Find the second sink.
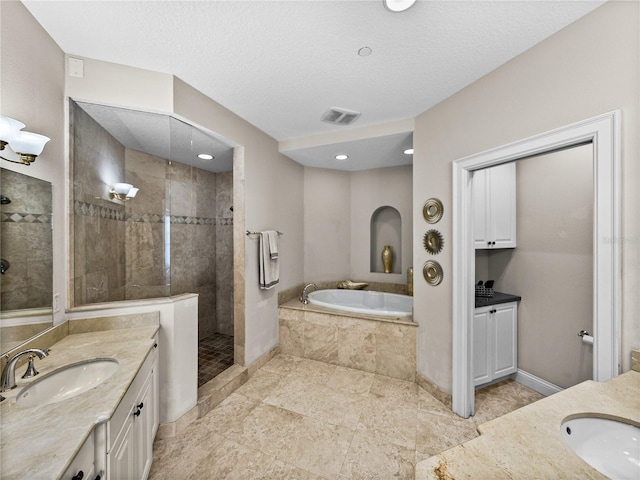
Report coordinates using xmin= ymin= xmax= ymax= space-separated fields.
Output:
xmin=17 ymin=358 xmax=119 ymax=408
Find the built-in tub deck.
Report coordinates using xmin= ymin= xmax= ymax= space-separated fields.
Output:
xmin=278 ymin=297 xmax=416 ymax=381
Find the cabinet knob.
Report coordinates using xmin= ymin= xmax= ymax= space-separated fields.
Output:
xmin=134 ymin=409 xmax=141 ymax=417
xmin=154 ymin=342 xmax=158 ymax=349
xmin=72 ymin=471 xmax=84 ymax=480
xmin=137 ymin=402 xmax=144 ymax=410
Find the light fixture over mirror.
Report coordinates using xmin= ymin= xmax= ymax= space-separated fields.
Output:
xmin=109 ymin=182 xmax=139 ymax=201
xmin=0 ymin=116 xmax=50 ymax=166
xmin=383 ymin=0 xmax=417 ymax=13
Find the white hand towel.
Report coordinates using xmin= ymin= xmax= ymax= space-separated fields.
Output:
xmin=259 ymin=231 xmax=279 ymax=290
xmin=267 ymin=230 xmax=279 ymax=260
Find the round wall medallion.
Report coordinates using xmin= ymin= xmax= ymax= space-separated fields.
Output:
xmin=423 ymin=260 xmax=443 ymax=286
xmin=423 ymin=198 xmax=444 ymax=224
xmin=423 ymin=229 xmax=444 ymax=255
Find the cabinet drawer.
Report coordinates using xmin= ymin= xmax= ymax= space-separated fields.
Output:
xmin=108 ymin=345 xmax=157 ymax=451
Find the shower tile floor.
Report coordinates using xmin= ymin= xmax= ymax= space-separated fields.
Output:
xmin=150 ymin=354 xmax=543 ymax=480
xmin=198 ymin=333 xmax=235 ymax=387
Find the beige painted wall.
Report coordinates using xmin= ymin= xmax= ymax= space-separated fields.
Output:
xmin=413 ymin=1 xmax=639 ymax=393
xmin=303 ymin=167 xmax=351 ymax=282
xmin=487 ymin=145 xmax=593 ymax=389
xmin=0 ymin=1 xmax=65 ymax=325
xmin=350 ymin=165 xmax=413 ymax=283
xmin=302 ymin=165 xmax=413 ymax=285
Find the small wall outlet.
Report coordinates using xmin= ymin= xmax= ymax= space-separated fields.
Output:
xmin=53 ymin=293 xmax=60 ymax=313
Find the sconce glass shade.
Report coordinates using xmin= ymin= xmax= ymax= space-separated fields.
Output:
xmin=0 ymin=116 xmax=26 ymax=145
xmin=8 ymin=131 xmax=50 ymax=156
xmin=383 ymin=0 xmax=416 ymax=12
xmin=110 ymin=183 xmax=139 ymax=201
xmin=112 ymin=183 xmax=133 ymax=195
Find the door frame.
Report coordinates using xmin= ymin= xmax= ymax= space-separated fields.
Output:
xmin=451 ymin=111 xmax=621 ymax=418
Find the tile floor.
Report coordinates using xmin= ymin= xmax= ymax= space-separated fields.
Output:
xmin=150 ymin=354 xmax=543 ymax=479
xmin=198 ymin=333 xmax=235 ymax=387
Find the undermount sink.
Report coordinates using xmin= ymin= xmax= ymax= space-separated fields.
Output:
xmin=16 ymin=358 xmax=119 ymax=408
xmin=561 ymin=416 xmax=640 ymax=479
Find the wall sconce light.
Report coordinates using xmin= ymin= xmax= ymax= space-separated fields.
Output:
xmin=109 ymin=183 xmax=139 ymax=201
xmin=383 ymin=0 xmax=416 ymax=12
xmin=0 ymin=116 xmax=50 ymax=166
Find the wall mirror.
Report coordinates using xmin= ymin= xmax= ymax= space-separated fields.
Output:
xmin=0 ymin=167 xmax=53 ymax=354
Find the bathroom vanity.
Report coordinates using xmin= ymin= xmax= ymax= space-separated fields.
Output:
xmin=415 ymin=366 xmax=640 ymax=479
xmin=0 ymin=324 xmax=159 ymax=479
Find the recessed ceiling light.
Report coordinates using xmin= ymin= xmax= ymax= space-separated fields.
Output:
xmin=358 ymin=46 xmax=372 ymax=57
xmin=198 ymin=153 xmax=214 ymax=160
xmin=404 ymin=148 xmax=414 ymax=155
xmin=383 ymin=0 xmax=416 ymax=13
xmin=335 ymin=154 xmax=349 ymax=160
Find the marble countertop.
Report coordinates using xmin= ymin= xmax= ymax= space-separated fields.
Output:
xmin=416 ymin=370 xmax=640 ymax=479
xmin=0 ymin=325 xmax=159 ymax=479
xmin=475 ymin=291 xmax=522 ymax=308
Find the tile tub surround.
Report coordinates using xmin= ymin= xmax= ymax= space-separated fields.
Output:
xmin=148 ymin=354 xmax=543 ymax=480
xmin=415 ymin=370 xmax=640 ymax=479
xmin=279 ymin=300 xmax=416 ymax=381
xmin=0 ymin=325 xmax=159 ymax=479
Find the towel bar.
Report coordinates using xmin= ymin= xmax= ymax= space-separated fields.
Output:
xmin=246 ymin=230 xmax=284 ymax=236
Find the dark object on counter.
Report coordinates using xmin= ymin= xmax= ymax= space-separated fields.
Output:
xmin=0 ymin=195 xmax=11 ymax=205
xmin=0 ymin=258 xmax=9 ymax=274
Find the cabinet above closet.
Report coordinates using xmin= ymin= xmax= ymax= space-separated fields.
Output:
xmin=473 ymin=162 xmax=517 ymax=249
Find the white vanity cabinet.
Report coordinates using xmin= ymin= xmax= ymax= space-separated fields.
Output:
xmin=62 ymin=430 xmax=97 ymax=480
xmin=473 ymin=302 xmax=518 ymax=386
xmin=107 ymin=340 xmax=159 ymax=480
xmin=473 ymin=162 xmax=517 ymax=249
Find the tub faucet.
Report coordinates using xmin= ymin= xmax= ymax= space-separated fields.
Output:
xmin=1 ymin=348 xmax=49 ymax=392
xmin=299 ymin=283 xmax=318 ymax=304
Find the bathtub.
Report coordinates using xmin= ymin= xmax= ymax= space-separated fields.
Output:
xmin=307 ymin=289 xmax=412 ymax=318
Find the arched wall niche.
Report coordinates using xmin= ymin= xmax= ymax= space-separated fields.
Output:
xmin=370 ymin=206 xmax=402 ymax=274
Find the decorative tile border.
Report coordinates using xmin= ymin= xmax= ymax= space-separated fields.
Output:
xmin=1 ymin=212 xmax=52 ymax=223
xmin=74 ymin=200 xmax=125 ymax=221
xmin=73 ymin=200 xmax=232 ymax=226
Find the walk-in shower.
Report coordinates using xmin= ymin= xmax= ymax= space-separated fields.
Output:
xmin=70 ymin=100 xmax=235 ymax=386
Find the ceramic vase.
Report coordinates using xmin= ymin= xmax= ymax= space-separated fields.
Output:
xmin=382 ymin=245 xmax=393 ymax=273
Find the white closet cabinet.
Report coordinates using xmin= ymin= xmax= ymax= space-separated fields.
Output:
xmin=473 ymin=162 xmax=517 ymax=249
xmin=473 ymin=302 xmax=518 ymax=387
xmin=108 ymin=340 xmax=158 ymax=480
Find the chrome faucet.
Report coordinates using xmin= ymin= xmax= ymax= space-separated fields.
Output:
xmin=299 ymin=283 xmax=318 ymax=304
xmin=1 ymin=348 xmax=49 ymax=392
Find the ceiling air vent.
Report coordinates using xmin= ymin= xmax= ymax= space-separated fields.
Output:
xmin=320 ymin=107 xmax=361 ymax=126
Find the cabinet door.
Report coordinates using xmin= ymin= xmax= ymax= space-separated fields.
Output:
xmin=489 ymin=163 xmax=517 ymax=248
xmin=109 ymin=418 xmax=135 ymax=480
xmin=473 ymin=308 xmax=492 ymax=386
xmin=62 ymin=431 xmax=95 ymax=480
xmin=135 ymin=372 xmax=154 ymax=480
xmin=493 ymin=303 xmax=518 ymax=378
xmin=473 ymin=169 xmax=490 ymax=248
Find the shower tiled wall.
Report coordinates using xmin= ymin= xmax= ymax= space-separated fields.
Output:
xmin=0 ymin=169 xmax=53 ymax=310
xmin=72 ymin=103 xmax=234 ymax=340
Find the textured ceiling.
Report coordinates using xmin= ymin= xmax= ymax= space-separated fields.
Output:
xmin=24 ymin=0 xmax=605 ymax=170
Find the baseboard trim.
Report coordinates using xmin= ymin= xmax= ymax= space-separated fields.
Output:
xmin=514 ymin=369 xmax=563 ymax=397
xmin=415 ymin=372 xmax=452 ymax=408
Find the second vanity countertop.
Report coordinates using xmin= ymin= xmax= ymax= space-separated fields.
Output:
xmin=475 ymin=291 xmax=521 ymax=308
xmin=0 ymin=325 xmax=159 ymax=479
xmin=415 ymin=370 xmax=640 ymax=479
